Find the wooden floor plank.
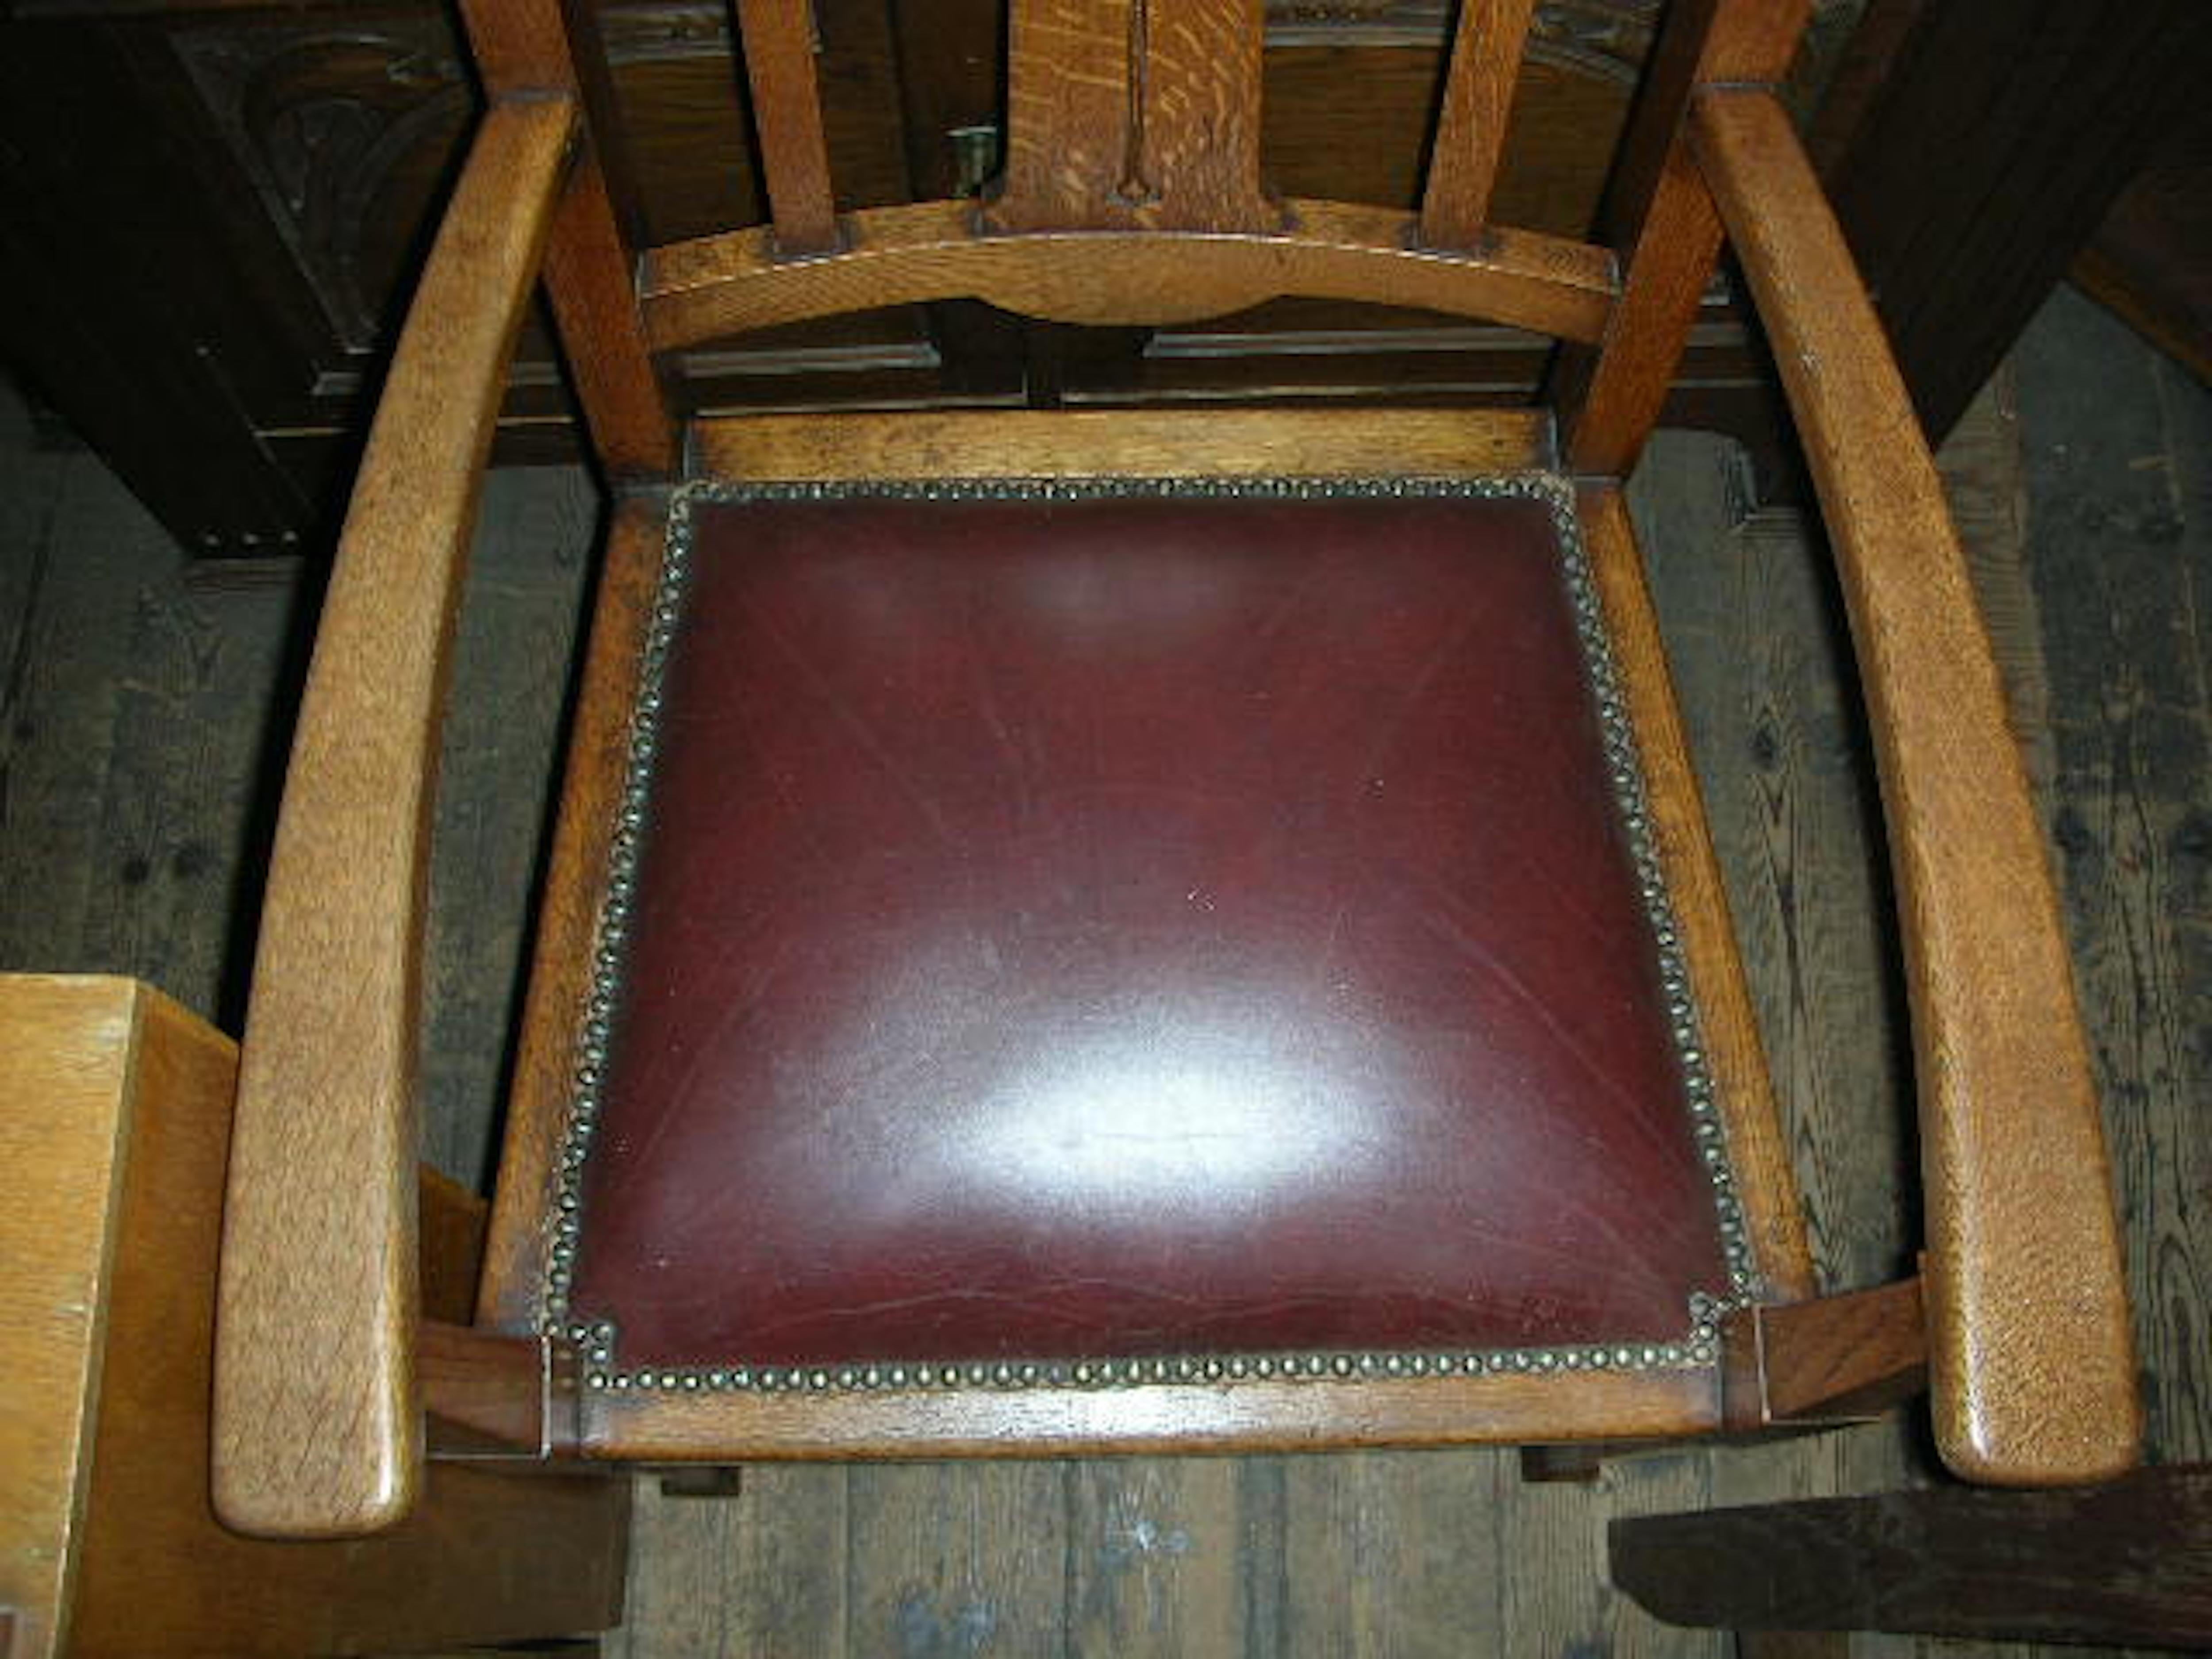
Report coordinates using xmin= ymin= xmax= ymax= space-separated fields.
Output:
xmin=0 ymin=399 xmax=293 ymax=1023
xmin=841 ymin=1461 xmax=1071 ymax=1658
xmin=1280 ymin=1448 xmax=1506 ymax=1657
xmin=1496 ymin=1462 xmax=1613 ymax=1657
xmin=1598 ymin=1449 xmax=1716 ymax=1659
xmin=1064 ymin=1457 xmax=1254 ymax=1657
xmin=421 ymin=467 xmax=596 ymax=1185
xmin=609 ymin=1466 xmax=851 ymax=1658
xmin=2016 ymin=287 xmax=2212 ymax=1470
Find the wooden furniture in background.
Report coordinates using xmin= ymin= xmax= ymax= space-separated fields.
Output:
xmin=2074 ymin=99 xmax=2212 ymax=389
xmin=15 ymin=0 xmax=2207 ymax=551
xmin=186 ymin=0 xmax=2143 ymax=1548
xmin=1611 ymin=1464 xmax=2212 ymax=1648
xmin=1810 ymin=0 xmax=2211 ymax=443
xmin=0 ymin=975 xmax=627 ymax=1656
xmin=0 ymin=0 xmax=1866 ymax=554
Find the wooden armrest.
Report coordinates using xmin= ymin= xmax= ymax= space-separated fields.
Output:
xmin=1688 ymin=88 xmax=2139 ymax=1485
xmin=211 ymin=94 xmax=578 ymax=1540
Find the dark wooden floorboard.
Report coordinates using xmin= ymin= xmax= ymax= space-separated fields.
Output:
xmin=2015 ymin=287 xmax=2212 ymax=1476
xmin=2 ymin=283 xmax=2205 ymax=1656
xmin=420 ymin=469 xmax=596 ymax=1186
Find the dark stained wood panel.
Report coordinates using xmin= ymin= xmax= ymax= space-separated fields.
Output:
xmin=1611 ymin=1465 xmax=2212 ymax=1647
xmin=1820 ymin=0 xmax=2210 ymax=442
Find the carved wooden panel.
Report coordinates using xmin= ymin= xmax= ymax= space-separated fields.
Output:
xmin=171 ymin=21 xmax=471 ymax=352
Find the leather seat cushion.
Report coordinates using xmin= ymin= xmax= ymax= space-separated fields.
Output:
xmin=565 ymin=486 xmax=1732 ymax=1371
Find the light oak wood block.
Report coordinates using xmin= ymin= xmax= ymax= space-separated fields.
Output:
xmin=1724 ymin=1279 xmax=1930 ymax=1429
xmin=1 ymin=976 xmax=143 ymax=1659
xmin=0 ymin=976 xmax=628 ymax=1658
xmin=582 ymin=1366 xmax=1720 ymax=1463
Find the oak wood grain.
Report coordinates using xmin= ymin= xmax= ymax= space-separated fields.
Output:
xmin=544 ymin=147 xmax=682 ymax=478
xmin=582 ymin=1366 xmax=1719 ymax=1462
xmin=211 ymin=95 xmax=578 ymax=1540
xmin=420 ymin=1321 xmax=549 ymax=1455
xmin=642 ymin=199 xmax=1617 ymax=345
xmin=690 ymin=406 xmax=1554 ymax=480
xmin=452 ymin=0 xmax=576 ymax=93
xmin=733 ymin=0 xmax=841 ymax=255
xmin=1418 ymin=0 xmax=1536 ymax=248
xmin=1691 ymin=86 xmax=2140 ymax=1485
xmin=0 ymin=977 xmax=629 ymax=1656
xmin=0 ymin=976 xmax=144 ymax=1659
xmin=1555 ymin=0 xmax=1811 ymax=477
xmin=418 ymin=1165 xmax=489 ymax=1326
xmin=992 ymin=0 xmax=1277 ymax=234
xmin=1723 ymin=1278 xmax=1928 ymax=1430
xmin=1580 ymin=482 xmax=1817 ymax=1302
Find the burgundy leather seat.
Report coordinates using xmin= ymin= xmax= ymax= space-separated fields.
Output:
xmin=560 ymin=483 xmax=1735 ymax=1382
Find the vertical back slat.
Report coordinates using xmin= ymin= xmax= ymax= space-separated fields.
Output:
xmin=734 ymin=0 xmax=843 ymax=256
xmin=1553 ymin=0 xmax=1811 ymax=477
xmin=1418 ymin=0 xmax=1536 ymax=248
xmin=455 ymin=0 xmax=680 ymax=475
xmin=994 ymin=0 xmax=1274 ymax=233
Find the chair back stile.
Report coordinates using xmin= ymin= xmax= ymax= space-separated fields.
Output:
xmin=457 ymin=0 xmax=680 ymax=476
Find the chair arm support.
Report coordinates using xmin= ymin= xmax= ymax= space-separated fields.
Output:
xmin=212 ymin=93 xmax=579 ymax=1540
xmin=1687 ymin=87 xmax=2139 ymax=1485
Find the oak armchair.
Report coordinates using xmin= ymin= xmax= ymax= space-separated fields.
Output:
xmin=208 ymin=0 xmax=2142 ymax=1541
